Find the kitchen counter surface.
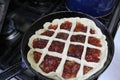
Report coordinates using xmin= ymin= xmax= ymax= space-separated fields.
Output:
xmin=98 ymin=24 xmax=120 ymax=80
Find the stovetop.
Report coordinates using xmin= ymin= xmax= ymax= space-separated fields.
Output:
xmin=0 ymin=0 xmax=120 ymax=80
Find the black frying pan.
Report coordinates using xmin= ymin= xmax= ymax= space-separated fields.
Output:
xmin=0 ymin=11 xmax=114 ymax=80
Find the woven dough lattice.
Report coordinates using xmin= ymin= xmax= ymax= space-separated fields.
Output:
xmin=27 ymin=17 xmax=108 ymax=80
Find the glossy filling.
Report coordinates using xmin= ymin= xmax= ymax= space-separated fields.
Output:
xmin=71 ymin=35 xmax=86 ymax=43
xmin=68 ymin=44 xmax=84 ymax=59
xmin=88 ymin=37 xmax=102 ymax=47
xmin=62 ymin=61 xmax=80 ymax=79
xmin=48 ymin=41 xmax=65 ymax=53
xmin=40 ymin=55 xmax=61 ymax=73
xmin=48 ymin=24 xmax=58 ymax=30
xmin=83 ymin=66 xmax=93 ymax=74
xmin=85 ymin=47 xmax=100 ymax=62
xmin=90 ymin=29 xmax=95 ymax=34
xmin=60 ymin=21 xmax=72 ymax=31
xmin=33 ymin=38 xmax=48 ymax=49
xmin=33 ymin=51 xmax=42 ymax=63
xmin=56 ymin=32 xmax=69 ymax=40
xmin=41 ymin=30 xmax=54 ymax=37
xmin=74 ymin=22 xmax=87 ymax=32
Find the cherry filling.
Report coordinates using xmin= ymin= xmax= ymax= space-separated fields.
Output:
xmin=41 ymin=30 xmax=54 ymax=37
xmin=60 ymin=21 xmax=72 ymax=31
xmin=85 ymin=47 xmax=100 ymax=62
xmin=88 ymin=37 xmax=102 ymax=47
xmin=33 ymin=38 xmax=48 ymax=49
xmin=62 ymin=61 xmax=80 ymax=79
xmin=40 ymin=55 xmax=61 ymax=73
xmin=68 ymin=44 xmax=84 ymax=59
xmin=33 ymin=51 xmax=42 ymax=63
xmin=71 ymin=35 xmax=86 ymax=43
xmin=48 ymin=24 xmax=58 ymax=30
xmin=74 ymin=22 xmax=87 ymax=32
xmin=48 ymin=41 xmax=65 ymax=53
xmin=90 ymin=29 xmax=95 ymax=34
xmin=83 ymin=66 xmax=93 ymax=74
xmin=56 ymin=32 xmax=69 ymax=40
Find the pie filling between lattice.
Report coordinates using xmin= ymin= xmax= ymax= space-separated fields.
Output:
xmin=27 ymin=17 xmax=108 ymax=80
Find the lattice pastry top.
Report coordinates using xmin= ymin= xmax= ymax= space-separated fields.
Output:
xmin=27 ymin=17 xmax=108 ymax=80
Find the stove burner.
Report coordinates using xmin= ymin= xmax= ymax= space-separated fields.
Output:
xmin=2 ymin=18 xmax=16 ymax=35
xmin=4 ymin=0 xmax=65 ymax=33
xmin=0 ymin=14 xmax=21 ymax=46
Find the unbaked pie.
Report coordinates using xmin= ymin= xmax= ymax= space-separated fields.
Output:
xmin=27 ymin=17 xmax=108 ymax=80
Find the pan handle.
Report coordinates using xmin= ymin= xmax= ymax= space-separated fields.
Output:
xmin=0 ymin=62 xmax=27 ymax=80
